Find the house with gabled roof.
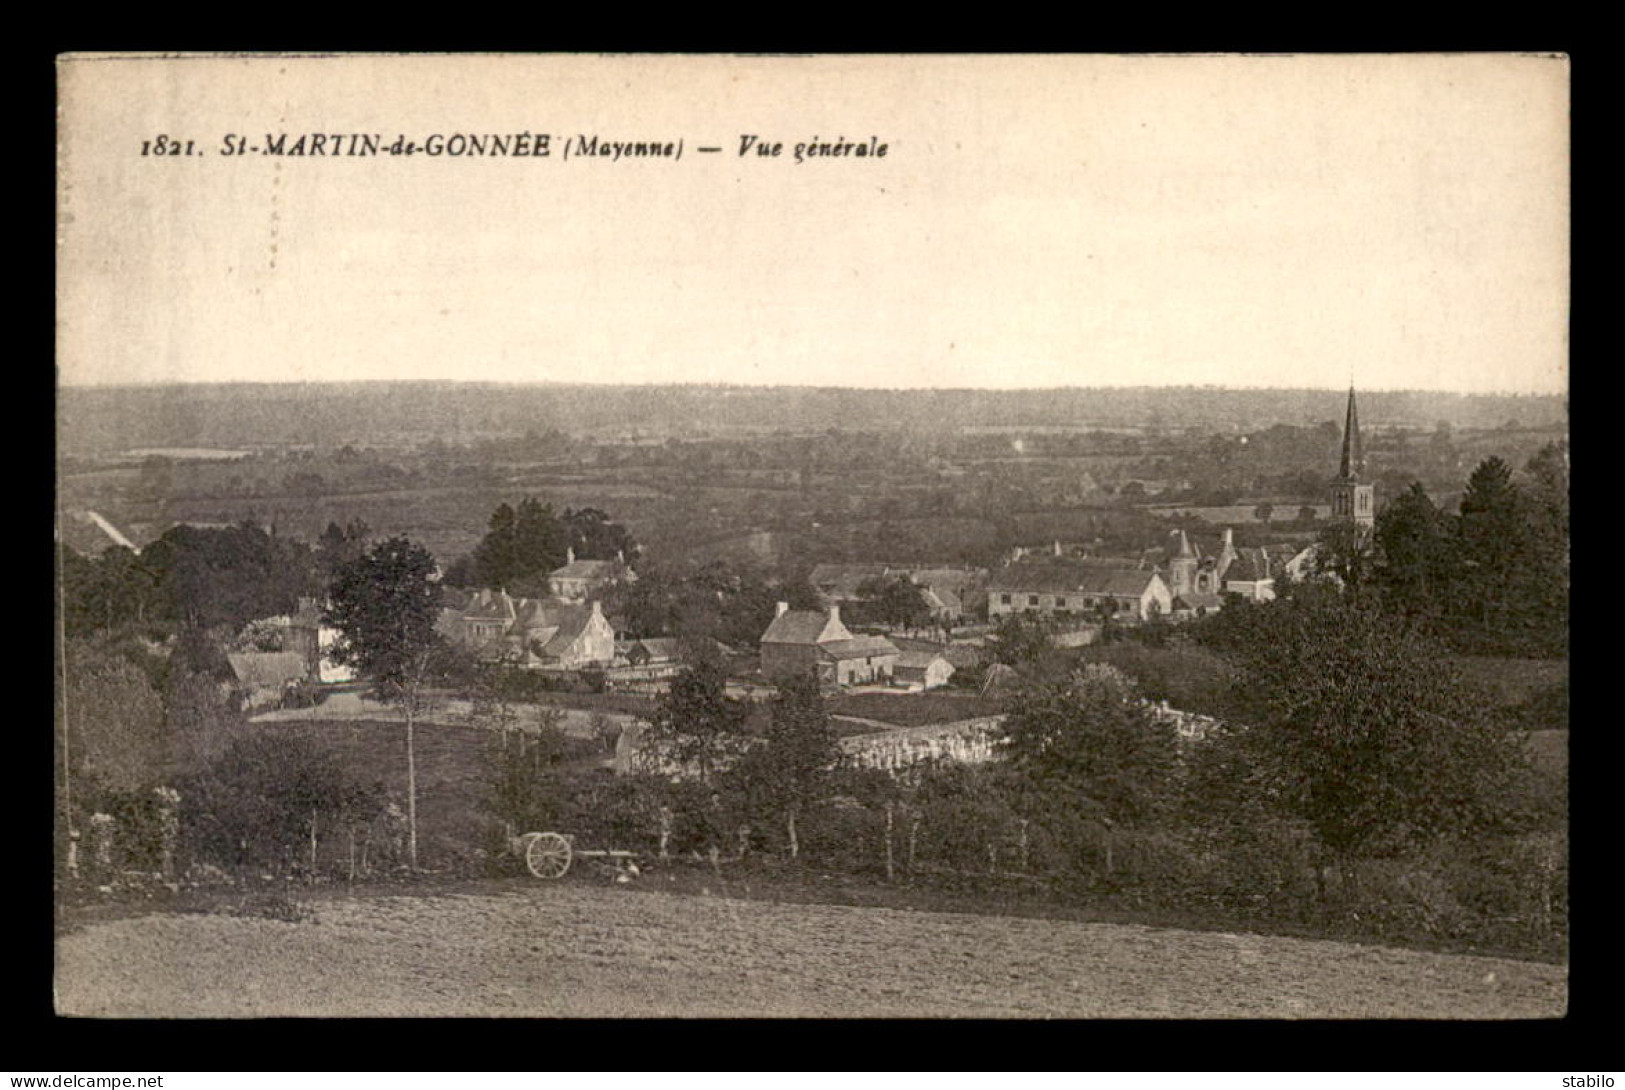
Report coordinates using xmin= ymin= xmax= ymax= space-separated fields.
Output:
xmin=1222 ymin=547 xmax=1276 ymax=602
xmin=807 ymin=562 xmax=987 ymax=624
xmin=894 ymin=649 xmax=955 ymax=691
xmin=226 ymin=651 xmax=309 ymax=709
xmin=449 ymin=588 xmax=615 ymax=668
xmin=760 ymin=602 xmax=900 ymax=686
xmin=548 ymin=547 xmax=635 ymax=602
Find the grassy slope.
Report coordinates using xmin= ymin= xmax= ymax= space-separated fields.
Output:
xmin=54 ymin=881 xmax=1567 ymax=1018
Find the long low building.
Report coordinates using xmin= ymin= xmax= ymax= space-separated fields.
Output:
xmin=987 ymin=561 xmax=1172 ymax=623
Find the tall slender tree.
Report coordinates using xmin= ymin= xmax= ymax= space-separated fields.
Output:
xmin=472 ymin=503 xmax=520 ymax=589
xmin=642 ymin=657 xmax=749 ymax=784
xmin=1373 ymin=481 xmax=1452 ymax=631
xmin=737 ymin=671 xmax=840 ymax=859
xmin=325 ymin=536 xmax=445 ymax=867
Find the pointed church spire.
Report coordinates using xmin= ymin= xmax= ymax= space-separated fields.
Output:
xmin=1331 ymin=384 xmax=1376 ymax=532
xmin=1175 ymin=529 xmax=1197 ymax=559
xmin=1338 ymin=385 xmax=1364 ymax=480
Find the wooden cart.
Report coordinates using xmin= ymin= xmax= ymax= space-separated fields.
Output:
xmin=515 ymin=831 xmax=640 ymax=881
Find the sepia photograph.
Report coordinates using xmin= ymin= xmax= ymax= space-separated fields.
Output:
xmin=53 ymin=52 xmax=1569 ymax=1020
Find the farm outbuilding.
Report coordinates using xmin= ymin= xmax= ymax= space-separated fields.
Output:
xmin=893 ymin=650 xmax=955 ymax=691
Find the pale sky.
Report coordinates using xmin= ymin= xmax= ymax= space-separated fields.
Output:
xmin=56 ymin=53 xmax=1569 ymax=395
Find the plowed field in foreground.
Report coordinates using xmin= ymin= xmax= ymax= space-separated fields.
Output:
xmin=55 ymin=884 xmax=1565 ymax=1018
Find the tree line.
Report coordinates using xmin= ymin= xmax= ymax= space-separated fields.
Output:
xmin=441 ymin=499 xmax=640 ymax=595
xmin=1342 ymin=442 xmax=1568 ymax=658
xmin=57 ymin=519 xmax=371 ymax=638
xmin=567 ymin=566 xmax=1565 ymax=955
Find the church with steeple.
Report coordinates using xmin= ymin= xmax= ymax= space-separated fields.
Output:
xmin=1329 ymin=385 xmax=1375 ymax=532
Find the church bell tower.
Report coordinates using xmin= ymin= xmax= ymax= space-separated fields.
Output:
xmin=1330 ymin=386 xmax=1375 ymax=532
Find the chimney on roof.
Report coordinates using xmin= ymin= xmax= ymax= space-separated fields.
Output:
xmin=566 ymin=546 xmax=575 ymax=565
xmin=775 ymin=601 xmax=789 ymax=618
xmin=616 ymin=549 xmax=625 ymax=565
xmin=1053 ymin=540 xmax=1062 ymax=557
xmin=1223 ymin=527 xmax=1234 ymax=549
xmin=829 ymin=604 xmax=841 ymax=625
xmin=590 ymin=600 xmax=602 ymax=617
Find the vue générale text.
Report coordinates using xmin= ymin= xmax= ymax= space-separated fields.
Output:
xmin=199 ymin=133 xmax=892 ymax=162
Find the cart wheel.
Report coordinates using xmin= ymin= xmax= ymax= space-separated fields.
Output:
xmin=526 ymin=832 xmax=572 ymax=880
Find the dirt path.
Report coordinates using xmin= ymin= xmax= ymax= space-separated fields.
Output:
xmin=55 ymin=884 xmax=1566 ymax=1019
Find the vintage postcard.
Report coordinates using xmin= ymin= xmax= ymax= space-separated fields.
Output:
xmin=54 ymin=53 xmax=1568 ymax=1020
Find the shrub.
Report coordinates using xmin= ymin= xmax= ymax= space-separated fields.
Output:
xmin=799 ymin=797 xmax=888 ymax=874
xmin=178 ymin=731 xmax=387 ymax=876
xmin=1188 ymin=818 xmax=1320 ymax=917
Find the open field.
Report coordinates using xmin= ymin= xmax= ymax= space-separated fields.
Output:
xmin=1450 ymin=656 xmax=1568 ymax=707
xmin=827 ymin=692 xmax=1006 ymax=728
xmin=54 ymin=881 xmax=1566 ymax=1019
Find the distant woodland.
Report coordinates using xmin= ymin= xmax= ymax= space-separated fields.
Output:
xmin=58 ymin=382 xmax=1566 ymax=453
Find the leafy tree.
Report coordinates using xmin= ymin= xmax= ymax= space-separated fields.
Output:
xmin=731 ymin=671 xmax=840 ymax=858
xmin=1516 ymin=443 xmax=1570 ymax=656
xmin=440 ymin=554 xmax=478 ymax=588
xmin=181 ymin=731 xmax=386 ymax=873
xmin=484 ymin=711 xmax=569 ymax=840
xmin=315 ymin=518 xmax=371 ymax=587
xmin=1001 ymin=664 xmax=1179 ymax=875
xmin=902 ymin=761 xmax=1029 ymax=877
xmin=173 ymin=623 xmax=235 ymax=682
xmin=561 ymin=505 xmax=638 ymax=564
xmin=59 ymin=641 xmax=168 ymax=801
xmin=324 ymin=536 xmax=445 ymax=866
xmin=1446 ymin=453 xmax=1567 ymax=656
xmin=1456 ymin=456 xmax=1522 ymax=637
xmin=607 ymin=566 xmax=681 ymax=637
xmin=1202 ymin=585 xmax=1525 ymax=878
xmin=472 ymin=502 xmax=521 ymax=589
xmin=641 ymin=657 xmax=749 ymax=784
xmin=989 ymin=611 xmax=1066 ymax=677
xmin=58 ymin=544 xmax=167 ymax=637
xmin=467 ymin=498 xmax=637 ymax=594
xmin=139 ymin=522 xmax=317 ymax=631
xmin=854 ymin=575 xmax=934 ymax=629
xmin=1311 ymin=519 xmax=1377 ymax=595
xmin=515 ymin=497 xmax=569 ymax=579
xmin=779 ymin=576 xmax=826 ymax=613
xmin=1077 ymin=641 xmax=1237 ymax=717
xmin=160 ymin=663 xmax=240 ymax=777
xmin=1373 ymin=481 xmax=1452 ymax=630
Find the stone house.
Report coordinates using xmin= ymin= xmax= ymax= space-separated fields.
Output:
xmin=759 ymin=602 xmax=901 ymax=686
xmin=548 ymin=547 xmax=635 ymax=602
xmin=450 ymin=588 xmax=616 ymax=668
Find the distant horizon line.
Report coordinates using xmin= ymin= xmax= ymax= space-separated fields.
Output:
xmin=56 ymin=377 xmax=1567 ymax=398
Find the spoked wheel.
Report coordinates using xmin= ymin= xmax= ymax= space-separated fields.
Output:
xmin=525 ymin=832 xmax=573 ymax=880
